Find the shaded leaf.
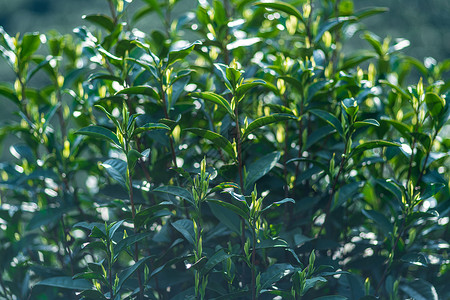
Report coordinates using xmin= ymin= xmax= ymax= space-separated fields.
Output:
xmin=309 ymin=109 xmax=344 ymax=138
xmin=185 ymin=128 xmax=236 ymax=159
xmin=245 ymin=151 xmax=281 ymax=192
xmin=172 ymin=219 xmax=195 ymax=244
xmin=76 ymin=125 xmax=120 ymax=146
xmin=36 ymin=276 xmax=93 ymax=290
xmin=102 ymin=159 xmax=128 ymax=189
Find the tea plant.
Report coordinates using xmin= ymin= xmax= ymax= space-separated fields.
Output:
xmin=0 ymin=0 xmax=448 ymax=299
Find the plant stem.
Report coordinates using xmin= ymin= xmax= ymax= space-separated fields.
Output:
xmin=315 ymin=140 xmax=348 ymax=238
xmin=251 ymin=227 xmax=257 ymax=300
xmin=128 ymin=166 xmax=144 ymax=299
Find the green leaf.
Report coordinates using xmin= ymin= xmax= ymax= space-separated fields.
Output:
xmin=315 ymin=16 xmax=356 ymax=44
xmin=305 ymin=125 xmax=336 ymax=150
xmin=350 ymin=140 xmax=400 ymax=157
xmin=399 ymin=279 xmax=438 ymax=300
xmin=313 ymin=296 xmax=347 ymax=300
xmin=82 ymin=14 xmax=115 ymax=32
xmin=102 ymin=159 xmax=128 ymax=189
xmin=375 ymin=179 xmax=403 ymax=203
xmin=36 ymin=276 xmax=93 ymax=290
xmin=341 ymin=97 xmax=358 ymax=118
xmin=355 ymin=7 xmax=389 ymax=20
xmin=27 ymin=207 xmax=69 ymax=231
xmin=20 ymin=33 xmax=41 ymax=60
xmin=379 ymin=79 xmax=410 ymax=99
xmin=133 ymin=123 xmax=170 ymax=136
xmin=209 ymin=182 xmax=241 ymax=195
xmin=341 ymin=51 xmax=377 ymax=70
xmin=185 ymin=128 xmax=236 ymax=159
xmin=304 ymin=277 xmax=327 ymax=294
xmin=208 ymin=201 xmax=242 ymax=234
xmin=235 ymin=80 xmax=268 ymax=101
xmin=417 ymin=183 xmax=445 ymax=202
xmin=115 ymin=85 xmax=160 ymax=100
xmin=259 ymin=263 xmax=295 ymax=289
xmin=245 ymin=151 xmax=281 ymax=192
xmin=332 ymin=182 xmax=364 ymax=211
xmin=167 ymin=40 xmax=201 ymax=66
xmin=78 ymin=290 xmax=108 ymax=300
xmin=425 ymin=92 xmax=445 ymax=118
xmin=189 ymin=92 xmax=234 ymax=117
xmin=114 ymin=232 xmax=151 ymax=260
xmin=76 ymin=125 xmax=121 ymax=146
xmin=243 ymin=114 xmax=297 ymax=139
xmin=117 ymin=257 xmax=151 ymax=291
xmin=201 ymin=249 xmax=232 ymax=276
xmin=207 ymin=199 xmax=249 ymax=220
xmin=309 ymin=109 xmax=344 ymax=138
xmin=172 ymin=219 xmax=195 ymax=244
xmin=0 ymin=84 xmax=19 ymax=105
xmin=362 ymin=209 xmax=393 ymax=235
xmin=254 ymin=0 xmax=304 ymax=24
xmin=260 ymin=198 xmax=294 ymax=214
xmin=152 ymin=186 xmax=195 ymax=206
xmin=134 ymin=201 xmax=174 ymax=229
xmin=401 ymin=253 xmax=428 ymax=267
xmin=108 ymin=220 xmax=125 ymax=240
xmin=353 ymin=119 xmax=380 ymax=129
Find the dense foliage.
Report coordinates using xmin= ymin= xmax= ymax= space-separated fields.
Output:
xmin=0 ymin=0 xmax=449 ymax=299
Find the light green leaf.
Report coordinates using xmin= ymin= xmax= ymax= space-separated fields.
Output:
xmin=353 ymin=119 xmax=380 ymax=129
xmin=260 ymin=198 xmax=294 ymax=214
xmin=189 ymin=91 xmax=234 ymax=117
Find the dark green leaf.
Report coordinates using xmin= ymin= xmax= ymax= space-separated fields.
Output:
xmin=102 ymin=159 xmax=128 ymax=189
xmin=425 ymin=92 xmax=445 ymax=118
xmin=254 ymin=0 xmax=304 ymax=24
xmin=260 ymin=263 xmax=295 ymax=289
xmin=401 ymin=253 xmax=428 ymax=267
xmin=117 ymin=257 xmax=151 ymax=291
xmin=207 ymin=199 xmax=249 ymax=220
xmin=315 ymin=17 xmax=356 ymax=43
xmin=168 ymin=40 xmax=201 ymax=66
xmin=245 ymin=151 xmax=281 ymax=192
xmin=82 ymin=14 xmax=115 ymax=32
xmin=116 ymin=85 xmax=159 ymax=100
xmin=185 ymin=128 xmax=236 ymax=159
xmin=362 ymin=209 xmax=393 ymax=235
xmin=201 ymin=249 xmax=232 ymax=276
xmin=76 ymin=125 xmax=121 ymax=146
xmin=152 ymin=186 xmax=194 ymax=206
xmin=208 ymin=201 xmax=242 ymax=234
xmin=0 ymin=84 xmax=19 ymax=105
xmin=243 ymin=114 xmax=297 ymax=139
xmin=350 ymin=140 xmax=400 ymax=157
xmin=261 ymin=198 xmax=295 ymax=214
xmin=36 ymin=276 xmax=93 ymax=290
xmin=309 ymin=109 xmax=344 ymax=138
xmin=399 ymin=279 xmax=438 ymax=300
xmin=172 ymin=219 xmax=195 ymax=244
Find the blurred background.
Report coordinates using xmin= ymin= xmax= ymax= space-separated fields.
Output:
xmin=0 ymin=0 xmax=448 ymax=62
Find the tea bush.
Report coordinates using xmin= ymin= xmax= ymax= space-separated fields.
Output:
xmin=0 ymin=0 xmax=449 ymax=299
